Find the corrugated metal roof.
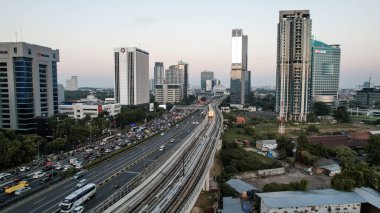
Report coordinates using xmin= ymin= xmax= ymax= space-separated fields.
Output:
xmin=226 ymin=179 xmax=258 ymax=193
xmin=256 ymin=189 xmax=366 ymax=208
xmin=354 ymin=187 xmax=380 ymax=208
xmin=222 ymin=197 xmax=243 ymax=213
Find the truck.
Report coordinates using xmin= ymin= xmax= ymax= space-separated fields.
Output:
xmin=70 ymin=158 xmax=78 ymax=165
xmin=4 ymin=181 xmax=29 ymax=194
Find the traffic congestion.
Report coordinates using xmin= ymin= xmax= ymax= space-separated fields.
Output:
xmin=0 ymin=108 xmax=193 ymax=209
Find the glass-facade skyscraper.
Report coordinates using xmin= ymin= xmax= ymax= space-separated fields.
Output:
xmin=230 ymin=29 xmax=251 ymax=108
xmin=310 ymin=39 xmax=341 ymax=104
xmin=276 ymin=10 xmax=312 ymax=122
xmin=201 ymin=70 xmax=214 ymax=91
xmin=0 ymin=42 xmax=59 ymax=131
xmin=154 ymin=62 xmax=164 ymax=85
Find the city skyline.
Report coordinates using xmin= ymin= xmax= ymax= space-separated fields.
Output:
xmin=0 ymin=0 xmax=379 ymax=88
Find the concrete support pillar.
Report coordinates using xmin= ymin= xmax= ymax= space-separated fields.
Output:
xmin=203 ymin=169 xmax=210 ymax=191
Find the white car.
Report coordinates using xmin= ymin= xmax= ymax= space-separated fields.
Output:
xmin=32 ymin=172 xmax=46 ymax=179
xmin=105 ymin=149 xmax=111 ymax=153
xmin=15 ymin=187 xmax=32 ymax=195
xmin=75 ymin=164 xmax=83 ymax=169
xmin=159 ymin=145 xmax=165 ymax=152
xmin=72 ymin=161 xmax=81 ymax=166
xmin=72 ymin=206 xmax=84 ymax=213
xmin=76 ymin=179 xmax=88 ymax=188
xmin=114 ymin=146 xmax=121 ymax=150
xmin=19 ymin=167 xmax=30 ymax=172
xmin=160 ymin=132 xmax=165 ymax=136
xmin=85 ymin=148 xmax=93 ymax=153
xmin=0 ymin=173 xmax=12 ymax=181
xmin=62 ymin=165 xmax=72 ymax=172
xmin=170 ymin=139 xmax=175 ymax=143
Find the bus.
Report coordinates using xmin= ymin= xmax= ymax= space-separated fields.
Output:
xmin=59 ymin=183 xmax=96 ymax=212
xmin=4 ymin=181 xmax=29 ymax=194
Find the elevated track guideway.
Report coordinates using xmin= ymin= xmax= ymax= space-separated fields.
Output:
xmin=90 ymin=98 xmax=224 ymax=213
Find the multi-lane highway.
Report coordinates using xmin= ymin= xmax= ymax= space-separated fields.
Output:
xmin=5 ymin=109 xmax=206 ymax=213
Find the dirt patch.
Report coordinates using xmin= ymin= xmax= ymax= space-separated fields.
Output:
xmin=211 ymin=150 xmax=222 ymax=177
xmin=245 ymin=167 xmax=332 ymax=190
xmin=193 ymin=191 xmax=217 ymax=210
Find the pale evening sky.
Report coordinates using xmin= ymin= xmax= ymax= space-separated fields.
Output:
xmin=0 ymin=0 xmax=379 ymax=89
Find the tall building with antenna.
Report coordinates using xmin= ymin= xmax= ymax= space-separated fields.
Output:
xmin=0 ymin=42 xmax=59 ymax=131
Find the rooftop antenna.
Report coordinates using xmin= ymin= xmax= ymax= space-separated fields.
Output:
xmin=20 ymin=28 xmax=23 ymax=42
xmin=15 ymin=31 xmax=18 ymax=43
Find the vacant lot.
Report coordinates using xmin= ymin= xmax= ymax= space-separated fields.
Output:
xmin=245 ymin=167 xmax=332 ymax=190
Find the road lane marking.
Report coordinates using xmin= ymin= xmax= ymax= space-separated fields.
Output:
xmin=32 ymin=197 xmax=46 ymax=205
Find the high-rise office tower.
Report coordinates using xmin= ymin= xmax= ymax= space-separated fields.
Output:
xmin=0 ymin=42 xmax=59 ymax=130
xmin=58 ymin=84 xmax=65 ymax=104
xmin=114 ymin=47 xmax=149 ymax=105
xmin=276 ymin=10 xmax=312 ymax=123
xmin=201 ymin=70 xmax=214 ymax=91
xmin=177 ymin=60 xmax=188 ymax=97
xmin=165 ymin=61 xmax=188 ymax=100
xmin=154 ymin=62 xmax=165 ymax=85
xmin=166 ymin=65 xmax=184 ymax=85
xmin=149 ymin=78 xmax=154 ymax=94
xmin=65 ymin=76 xmax=78 ymax=91
xmin=310 ymin=39 xmax=341 ymax=105
xmin=230 ymin=29 xmax=251 ymax=108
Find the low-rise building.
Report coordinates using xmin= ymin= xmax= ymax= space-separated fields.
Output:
xmin=59 ymin=95 xmax=121 ymax=119
xmin=308 ymin=135 xmax=366 ymax=148
xmin=313 ymin=159 xmax=341 ymax=176
xmin=235 ymin=116 xmax=246 ymax=124
xmin=221 ymin=107 xmax=231 ymax=113
xmin=256 ymin=140 xmax=277 ymax=151
xmin=255 ymin=188 xmax=380 ymax=213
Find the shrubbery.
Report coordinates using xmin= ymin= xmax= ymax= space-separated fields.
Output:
xmin=221 ymin=140 xmax=281 ymax=174
xmin=263 ymin=179 xmax=308 ymax=192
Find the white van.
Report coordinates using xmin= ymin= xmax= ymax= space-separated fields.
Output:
xmin=159 ymin=145 xmax=165 ymax=151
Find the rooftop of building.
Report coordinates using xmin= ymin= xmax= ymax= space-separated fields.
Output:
xmin=222 ymin=197 xmax=245 ymax=213
xmin=256 ymin=139 xmax=277 ymax=144
xmin=225 ymin=179 xmax=258 ymax=194
xmin=312 ymin=39 xmax=340 ymax=48
xmin=307 ymin=135 xmax=366 ymax=147
xmin=256 ymin=187 xmax=380 ymax=209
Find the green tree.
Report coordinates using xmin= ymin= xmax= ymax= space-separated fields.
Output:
xmin=276 ymin=136 xmax=295 ymax=159
xmin=365 ymin=135 xmax=380 ymax=166
xmin=335 ymin=146 xmax=357 ymax=169
xmin=333 ymin=106 xmax=351 ymax=123
xmin=312 ymin=102 xmax=331 ymax=116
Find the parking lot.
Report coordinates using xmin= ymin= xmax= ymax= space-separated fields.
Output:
xmin=245 ymin=167 xmax=332 ymax=190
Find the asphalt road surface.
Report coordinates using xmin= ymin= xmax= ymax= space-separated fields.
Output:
xmin=6 ymin=111 xmax=205 ymax=213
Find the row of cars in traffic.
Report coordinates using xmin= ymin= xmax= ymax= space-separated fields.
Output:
xmin=0 ymin=109 xmax=193 ymax=210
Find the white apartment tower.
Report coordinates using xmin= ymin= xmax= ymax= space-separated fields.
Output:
xmin=114 ymin=47 xmax=149 ymax=105
xmin=0 ymin=42 xmax=59 ymax=130
xmin=276 ymin=10 xmax=312 ymax=123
